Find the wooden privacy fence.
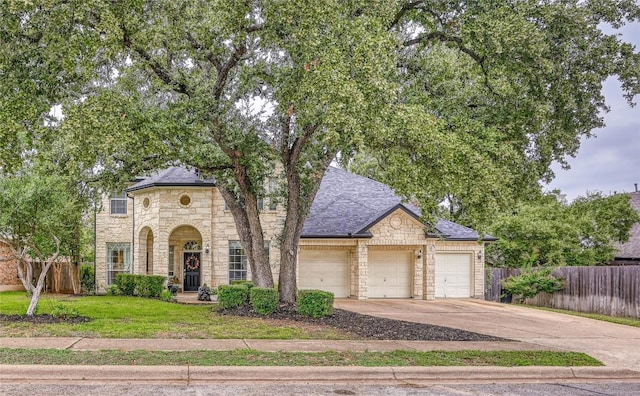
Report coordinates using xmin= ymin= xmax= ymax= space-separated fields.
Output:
xmin=486 ymin=266 xmax=640 ymax=318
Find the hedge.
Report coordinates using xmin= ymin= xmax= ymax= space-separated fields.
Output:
xmin=218 ymin=284 xmax=250 ymax=309
xmin=297 ymin=289 xmax=334 ymax=318
xmin=250 ymin=287 xmax=279 ymax=315
xmin=114 ymin=274 xmax=166 ymax=298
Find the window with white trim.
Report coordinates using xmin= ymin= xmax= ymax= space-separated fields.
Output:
xmin=107 ymin=243 xmax=131 ymax=285
xmin=228 ymin=241 xmax=269 ymax=282
xmin=110 ymin=191 xmax=127 ymax=215
xmin=268 ymin=178 xmax=278 ymax=210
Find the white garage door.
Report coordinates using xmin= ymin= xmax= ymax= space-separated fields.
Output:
xmin=435 ymin=253 xmax=472 ymax=298
xmin=298 ymin=250 xmax=350 ymax=298
xmin=368 ymin=250 xmax=412 ymax=298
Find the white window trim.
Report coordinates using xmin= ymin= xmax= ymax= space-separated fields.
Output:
xmin=107 ymin=242 xmax=131 ymax=285
xmin=110 ymin=191 xmax=128 ymax=215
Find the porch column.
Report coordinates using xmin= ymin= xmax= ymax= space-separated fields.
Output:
xmin=352 ymin=240 xmax=368 ymax=299
xmin=425 ymin=242 xmax=436 ymax=300
xmin=413 ymin=246 xmax=424 ymax=299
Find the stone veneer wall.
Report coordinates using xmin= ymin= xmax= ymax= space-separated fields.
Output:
xmin=209 ymin=188 xmax=285 ymax=288
xmin=95 ymin=194 xmax=134 ymax=293
xmin=299 ymin=209 xmax=485 ymax=300
xmin=95 ymin=189 xmax=485 ymax=297
xmin=0 ymin=243 xmax=23 ymax=291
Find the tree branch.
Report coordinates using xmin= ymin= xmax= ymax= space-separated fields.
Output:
xmin=120 ymin=24 xmax=190 ymax=95
xmin=186 ymin=32 xmax=222 ymax=70
xmin=404 ymin=31 xmax=485 ymax=65
xmin=389 ymin=1 xmax=425 ymax=30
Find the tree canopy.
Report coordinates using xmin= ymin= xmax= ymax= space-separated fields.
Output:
xmin=0 ymin=171 xmax=83 ymax=314
xmin=487 ymin=192 xmax=640 ymax=268
xmin=1 ymin=0 xmax=638 ymax=300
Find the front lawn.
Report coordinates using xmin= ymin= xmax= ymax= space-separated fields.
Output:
xmin=0 ymin=292 xmax=350 ymax=339
xmin=528 ymin=306 xmax=640 ymax=328
xmin=0 ymin=348 xmax=602 ymax=367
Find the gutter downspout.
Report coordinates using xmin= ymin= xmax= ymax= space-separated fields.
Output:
xmin=128 ymin=194 xmax=135 ymax=274
xmin=93 ymin=194 xmax=97 ymax=294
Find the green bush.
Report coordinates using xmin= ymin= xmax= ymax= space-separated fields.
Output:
xmin=135 ymin=275 xmax=166 ymax=298
xmin=218 ymin=284 xmax=250 ymax=309
xmin=250 ymin=287 xmax=279 ymax=315
xmin=160 ymin=290 xmax=174 ymax=302
xmin=106 ymin=284 xmax=122 ymax=296
xmin=114 ymin=274 xmax=165 ymax=297
xmin=297 ymin=290 xmax=334 ymax=318
xmin=230 ymin=280 xmax=254 ymax=289
xmin=49 ymin=301 xmax=79 ymax=319
xmin=501 ymin=267 xmax=565 ymax=303
xmin=116 ymin=274 xmax=137 ymax=296
xmin=79 ymin=264 xmax=95 ymax=294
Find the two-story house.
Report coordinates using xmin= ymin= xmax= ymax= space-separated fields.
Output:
xmin=95 ymin=166 xmax=494 ymax=299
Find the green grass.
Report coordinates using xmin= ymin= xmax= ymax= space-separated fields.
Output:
xmin=0 ymin=348 xmax=602 ymax=367
xmin=527 ymin=305 xmax=640 ymax=327
xmin=0 ymin=292 xmax=349 ymax=339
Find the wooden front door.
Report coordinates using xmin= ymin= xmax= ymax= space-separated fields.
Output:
xmin=183 ymin=252 xmax=201 ymax=292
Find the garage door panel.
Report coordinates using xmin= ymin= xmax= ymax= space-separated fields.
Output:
xmin=299 ymin=250 xmax=349 ymax=298
xmin=369 ymin=251 xmax=412 ymax=298
xmin=435 ymin=253 xmax=471 ymax=298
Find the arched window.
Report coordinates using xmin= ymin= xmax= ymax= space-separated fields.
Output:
xmin=183 ymin=240 xmax=201 ymax=251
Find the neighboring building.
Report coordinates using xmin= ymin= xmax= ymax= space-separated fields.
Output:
xmin=0 ymin=242 xmax=23 ymax=292
xmin=95 ymin=166 xmax=495 ymax=299
xmin=612 ymin=191 xmax=640 ymax=265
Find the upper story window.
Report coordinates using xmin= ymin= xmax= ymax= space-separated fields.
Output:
xmin=110 ymin=191 xmax=127 ymax=215
xmin=268 ymin=178 xmax=278 ymax=210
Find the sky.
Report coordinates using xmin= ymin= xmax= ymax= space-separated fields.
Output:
xmin=546 ymin=23 xmax=640 ymax=202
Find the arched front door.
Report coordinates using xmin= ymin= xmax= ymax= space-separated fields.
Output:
xmin=183 ymin=241 xmax=201 ymax=292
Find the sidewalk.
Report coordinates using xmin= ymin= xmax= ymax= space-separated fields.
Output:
xmin=1 ymin=337 xmax=640 ymax=384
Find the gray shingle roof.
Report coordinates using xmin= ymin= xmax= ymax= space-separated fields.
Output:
xmin=301 ymin=167 xmax=491 ymax=240
xmin=615 ymin=192 xmax=640 ymax=259
xmin=127 ymin=167 xmax=215 ymax=192
xmin=127 ymin=165 xmax=490 ymax=241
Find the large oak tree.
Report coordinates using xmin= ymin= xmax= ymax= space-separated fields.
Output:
xmin=1 ymin=1 xmax=638 ymax=302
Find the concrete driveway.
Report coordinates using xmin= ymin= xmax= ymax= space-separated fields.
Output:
xmin=334 ymin=299 xmax=640 ymax=371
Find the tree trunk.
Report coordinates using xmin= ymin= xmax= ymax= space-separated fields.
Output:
xmin=278 ymin=158 xmax=332 ymax=302
xmin=25 ymin=256 xmax=56 ymax=316
xmin=70 ymin=262 xmax=81 ymax=295
xmin=218 ymin=184 xmax=274 ymax=288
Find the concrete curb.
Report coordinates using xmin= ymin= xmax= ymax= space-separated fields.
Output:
xmin=1 ymin=365 xmax=639 ymax=385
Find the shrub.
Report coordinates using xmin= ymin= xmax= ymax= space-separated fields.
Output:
xmin=106 ymin=284 xmax=122 ymax=296
xmin=230 ymin=280 xmax=254 ymax=289
xmin=160 ymin=290 xmax=174 ymax=302
xmin=501 ymin=267 xmax=565 ymax=303
xmin=79 ymin=264 xmax=95 ymax=294
xmin=250 ymin=287 xmax=279 ymax=315
xmin=49 ymin=301 xmax=79 ymax=319
xmin=297 ymin=290 xmax=334 ymax=318
xmin=218 ymin=284 xmax=250 ymax=309
xmin=135 ymin=275 xmax=166 ymax=298
xmin=116 ymin=274 xmax=137 ymax=296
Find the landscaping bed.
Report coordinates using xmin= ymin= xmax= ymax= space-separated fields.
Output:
xmin=220 ymin=304 xmax=507 ymax=342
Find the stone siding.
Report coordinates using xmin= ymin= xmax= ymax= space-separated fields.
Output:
xmin=95 ymin=190 xmax=486 ymax=298
xmin=95 ymin=194 xmax=134 ymax=293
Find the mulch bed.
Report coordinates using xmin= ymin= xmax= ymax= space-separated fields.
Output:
xmin=220 ymin=304 xmax=507 ymax=342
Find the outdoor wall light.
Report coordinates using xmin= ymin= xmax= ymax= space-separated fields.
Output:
xmin=205 ymin=243 xmax=210 ymax=254
xmin=477 ymin=251 xmax=483 ymax=260
xmin=417 ymin=249 xmax=423 ymax=260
